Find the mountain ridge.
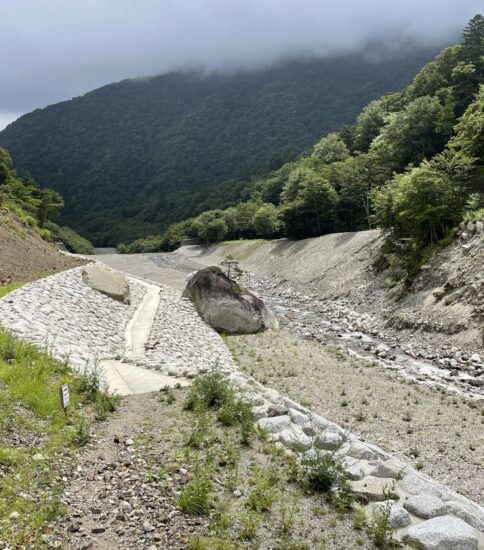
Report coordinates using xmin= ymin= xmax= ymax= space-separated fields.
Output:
xmin=0 ymin=47 xmax=440 ymax=244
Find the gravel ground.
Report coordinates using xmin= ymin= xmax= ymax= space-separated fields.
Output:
xmin=227 ymin=329 xmax=484 ymax=506
xmin=51 ymin=388 xmax=374 ymax=550
xmin=91 ymin=252 xmax=484 ymax=505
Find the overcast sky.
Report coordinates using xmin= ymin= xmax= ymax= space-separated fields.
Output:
xmin=0 ymin=0 xmax=481 ymax=130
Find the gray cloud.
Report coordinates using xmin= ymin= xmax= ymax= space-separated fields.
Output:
xmin=0 ymin=0 xmax=481 ymax=129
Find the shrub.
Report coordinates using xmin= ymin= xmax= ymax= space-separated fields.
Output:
xmin=184 ymin=366 xmax=231 ymax=411
xmin=217 ymin=392 xmax=254 ymax=444
xmin=367 ymin=502 xmax=394 ymax=547
xmin=178 ymin=476 xmax=212 ymax=516
xmin=299 ymin=450 xmax=353 ymax=509
xmin=0 ymin=331 xmax=18 ymax=362
xmin=247 ymin=466 xmax=277 ymax=512
xmin=94 ymin=392 xmax=121 ymax=420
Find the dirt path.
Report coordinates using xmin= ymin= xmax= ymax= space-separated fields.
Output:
xmin=52 ymin=388 xmax=374 ymax=550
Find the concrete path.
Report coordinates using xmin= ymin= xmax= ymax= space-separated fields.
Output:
xmin=100 ymin=360 xmax=189 ymax=396
xmin=125 ymin=283 xmax=160 ymax=360
xmin=100 ymin=278 xmax=190 ymax=395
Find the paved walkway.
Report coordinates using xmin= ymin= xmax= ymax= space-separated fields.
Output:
xmin=100 ymin=359 xmax=188 ymax=396
xmin=100 ymin=278 xmax=190 ymax=395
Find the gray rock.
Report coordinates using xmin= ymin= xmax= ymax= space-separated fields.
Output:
xmin=432 ymin=288 xmax=446 ymax=300
xmin=283 ymin=397 xmax=311 ymax=415
xmin=372 ymin=501 xmax=411 ymax=529
xmin=279 ymin=428 xmax=312 ymax=451
xmin=404 ymin=494 xmax=447 ymax=519
xmin=302 ymin=423 xmax=317 ymax=436
xmin=82 ymin=265 xmax=130 ymax=304
xmin=309 ymin=413 xmax=337 ymax=432
xmin=402 ymin=515 xmax=478 ymax=550
xmin=119 ymin=501 xmax=132 ymax=513
xmin=252 ymin=405 xmax=268 ymax=421
xmin=369 ymin=458 xmax=406 ymax=480
xmin=444 ymin=291 xmax=461 ymax=306
xmin=143 ymin=520 xmax=155 ymax=532
xmin=267 ymin=403 xmax=288 ymax=417
xmin=349 ymin=476 xmax=396 ymax=502
xmin=229 ymin=374 xmax=248 ymax=387
xmin=314 ymin=429 xmax=345 ymax=451
xmin=258 ymin=415 xmax=291 ymax=434
xmin=263 ymin=388 xmax=281 ymax=403
xmin=341 ymin=457 xmax=366 ymax=480
xmin=443 ymin=501 xmax=484 ymax=532
xmin=288 ymin=408 xmax=310 ymax=425
xmin=182 ymin=266 xmax=278 ymax=334
xmin=399 ymin=473 xmax=444 ymax=499
xmin=347 ymin=441 xmax=378 ymax=461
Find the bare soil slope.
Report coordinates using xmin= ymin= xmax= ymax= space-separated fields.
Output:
xmin=0 ymin=211 xmax=83 ymax=284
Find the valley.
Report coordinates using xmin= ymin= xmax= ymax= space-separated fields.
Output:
xmin=0 ymin=8 xmax=482 ymax=549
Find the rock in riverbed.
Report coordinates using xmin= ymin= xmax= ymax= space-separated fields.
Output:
xmin=182 ymin=266 xmax=278 ymax=334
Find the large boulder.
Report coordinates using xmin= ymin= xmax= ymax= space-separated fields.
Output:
xmin=182 ymin=266 xmax=278 ymax=334
xmin=82 ymin=265 xmax=130 ymax=304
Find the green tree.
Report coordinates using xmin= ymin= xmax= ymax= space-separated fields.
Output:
xmin=312 ymin=133 xmax=349 ymax=164
xmin=447 ymin=84 xmax=484 ymax=189
xmin=281 ymin=168 xmax=337 ymax=238
xmin=353 ymin=92 xmax=404 ymax=151
xmin=462 ymin=14 xmax=484 ymax=65
xmin=235 ymin=201 xmax=260 ymax=237
xmin=37 ymin=188 xmax=65 ymax=227
xmin=193 ymin=210 xmax=228 ymax=246
xmin=252 ymin=203 xmax=280 ymax=237
xmin=372 ymin=162 xmax=465 ymax=244
xmin=338 ymin=152 xmax=390 ymax=229
xmin=371 ymin=96 xmax=446 ymax=169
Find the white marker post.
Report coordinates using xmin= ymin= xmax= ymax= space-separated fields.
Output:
xmin=60 ymin=384 xmax=70 ymax=412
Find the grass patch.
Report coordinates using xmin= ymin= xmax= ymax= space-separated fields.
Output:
xmin=0 ymin=328 xmax=119 ymax=547
xmin=0 ymin=282 xmax=24 ymax=299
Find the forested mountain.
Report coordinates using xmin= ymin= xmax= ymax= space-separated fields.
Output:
xmin=0 ymin=47 xmax=441 ymax=245
xmin=122 ymin=15 xmax=483 ymax=284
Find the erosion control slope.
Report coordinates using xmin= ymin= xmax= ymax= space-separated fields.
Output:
xmin=173 ymin=231 xmax=382 ymax=299
xmin=173 ymin=229 xmax=484 ymax=351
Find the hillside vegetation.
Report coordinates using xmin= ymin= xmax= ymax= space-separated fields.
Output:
xmin=124 ymin=16 xmax=484 ymax=284
xmin=0 ymin=147 xmax=93 ymax=256
xmin=0 ymin=48 xmax=440 ymax=245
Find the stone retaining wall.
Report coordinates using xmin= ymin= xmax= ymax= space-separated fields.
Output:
xmin=0 ymin=267 xmax=146 ymax=372
xmin=225 ymin=371 xmax=484 ymax=549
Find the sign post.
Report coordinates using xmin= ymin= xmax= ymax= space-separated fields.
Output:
xmin=60 ymin=384 xmax=70 ymax=412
